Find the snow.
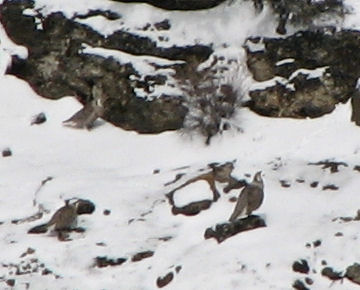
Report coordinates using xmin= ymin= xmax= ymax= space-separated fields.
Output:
xmin=249 ymin=76 xmax=295 ymax=91
xmin=1 ymin=0 xmax=360 ymax=289
xmin=276 ymin=58 xmax=295 ymax=66
xmin=289 ymin=66 xmax=329 ymax=81
xmin=172 ymin=180 xmax=213 ymax=208
xmin=82 ymin=44 xmax=183 ymax=99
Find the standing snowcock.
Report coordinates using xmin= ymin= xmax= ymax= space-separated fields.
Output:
xmin=229 ymin=171 xmax=264 ymax=222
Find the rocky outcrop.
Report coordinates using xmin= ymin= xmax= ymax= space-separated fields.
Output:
xmin=245 ymin=29 xmax=360 ymax=119
xmin=0 ymin=0 xmax=213 ymax=133
xmin=2 ymin=0 xmax=359 ymax=135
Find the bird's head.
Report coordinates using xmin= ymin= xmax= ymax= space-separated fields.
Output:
xmin=253 ymin=171 xmax=263 ymax=184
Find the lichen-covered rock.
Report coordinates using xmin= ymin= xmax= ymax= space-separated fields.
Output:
xmin=245 ymin=29 xmax=360 ymax=119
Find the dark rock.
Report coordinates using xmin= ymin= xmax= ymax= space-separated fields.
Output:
xmin=346 ymin=263 xmax=360 ymax=285
xmin=110 ymin=0 xmax=226 ymax=10
xmin=354 ymin=165 xmax=360 ymax=172
xmin=73 ymin=9 xmax=121 ymax=21
xmin=310 ymin=181 xmax=319 ymax=188
xmin=292 ymin=259 xmax=310 ymax=274
xmin=6 ymin=279 xmax=15 ymax=287
xmin=75 ymin=199 xmax=96 ymax=215
xmin=313 ymin=239 xmax=322 ymax=247
xmin=322 ymin=184 xmax=339 ymax=191
xmin=42 ymin=268 xmax=53 ymax=275
xmin=103 ymin=209 xmax=111 ymax=216
xmin=333 ymin=209 xmax=360 ymax=222
xmin=204 ymin=215 xmax=266 ymax=243
xmin=175 ymin=265 xmax=182 ymax=273
xmin=156 ymin=272 xmax=174 ymax=288
xmin=0 ymin=0 xmax=213 ymax=134
xmin=245 ymin=30 xmax=360 ymax=119
xmin=131 ymin=250 xmax=154 ymax=262
xmin=292 ymin=279 xmax=309 ymax=290
xmin=172 ymin=200 xmax=212 ymax=216
xmin=94 ymin=256 xmax=127 ymax=268
xmin=308 ymin=160 xmax=348 ymax=173
xmin=2 ymin=148 xmax=12 ymax=157
xmin=322 ymin=266 xmax=343 ymax=281
xmin=304 ymin=277 xmax=313 ymax=285
xmin=158 ymin=236 xmax=173 ymax=242
xmin=229 ymin=196 xmax=237 ymax=203
xmin=280 ymin=180 xmax=291 ymax=188
xmin=28 ymin=223 xmax=48 ymax=234
xmin=154 ymin=19 xmax=171 ymax=31
xmin=31 ymin=112 xmax=47 ymax=125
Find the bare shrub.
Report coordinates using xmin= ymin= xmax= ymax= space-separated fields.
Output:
xmin=176 ymin=53 xmax=248 ymax=145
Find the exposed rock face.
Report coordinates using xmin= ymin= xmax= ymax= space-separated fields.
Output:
xmin=2 ymin=0 xmax=359 ymax=135
xmin=245 ymin=29 xmax=360 ymax=119
xmin=0 ymin=0 xmax=213 ymax=133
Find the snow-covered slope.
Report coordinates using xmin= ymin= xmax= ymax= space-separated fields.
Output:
xmin=1 ymin=0 xmax=360 ymax=289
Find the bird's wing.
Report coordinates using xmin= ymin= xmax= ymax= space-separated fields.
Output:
xmin=54 ymin=206 xmax=77 ymax=230
xmin=47 ymin=206 xmax=65 ymax=227
xmin=229 ymin=188 xmax=248 ymax=221
xmin=247 ymin=186 xmax=264 ymax=212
